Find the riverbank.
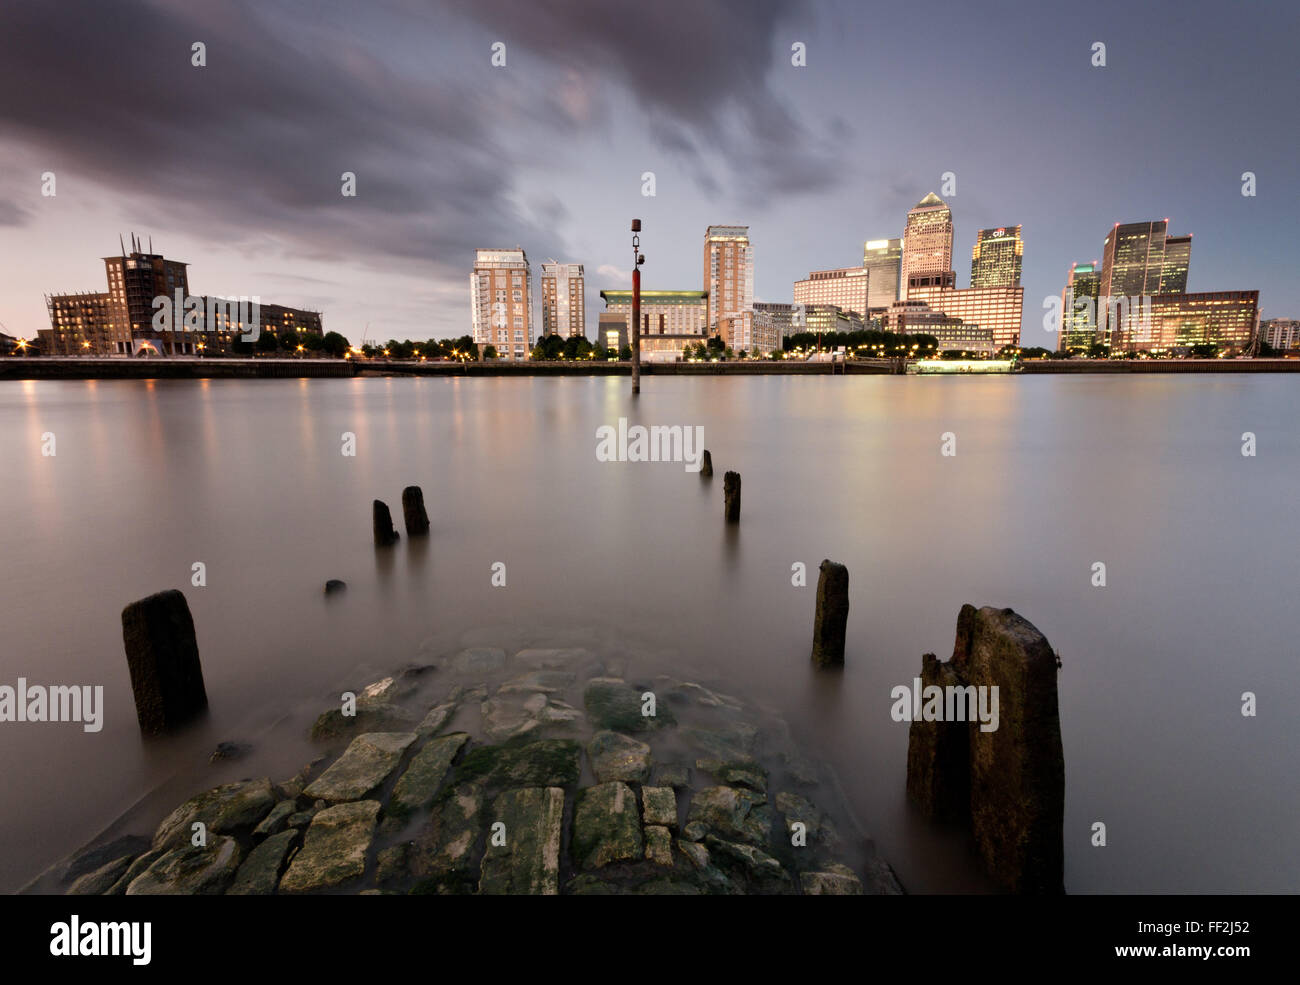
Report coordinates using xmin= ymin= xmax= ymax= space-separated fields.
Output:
xmin=4 ymin=356 xmax=1299 ymax=380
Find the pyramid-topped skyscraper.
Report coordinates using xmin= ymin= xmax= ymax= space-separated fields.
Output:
xmin=901 ymin=192 xmax=953 ymax=299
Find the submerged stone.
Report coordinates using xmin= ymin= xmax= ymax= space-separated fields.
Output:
xmin=680 ymin=723 xmax=758 ymax=763
xmin=584 ymin=678 xmax=674 ymax=732
xmin=480 ymin=696 xmax=542 ymax=742
xmin=479 ymin=786 xmax=565 ymax=895
xmin=449 ymin=647 xmax=506 ymax=673
xmin=498 ymin=670 xmax=577 ymax=694
xmin=152 ymin=778 xmax=276 ymax=851
xmin=126 ymin=837 xmax=242 ymax=895
xmin=571 ymin=782 xmax=642 ymax=870
xmin=279 ymin=801 xmax=380 ymax=893
xmin=587 ymin=730 xmax=652 ymax=784
xmin=303 ymin=732 xmax=417 ymax=802
xmin=514 ymin=648 xmax=591 ymax=669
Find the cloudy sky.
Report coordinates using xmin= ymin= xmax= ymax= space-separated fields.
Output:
xmin=1 ymin=0 xmax=1296 ymax=345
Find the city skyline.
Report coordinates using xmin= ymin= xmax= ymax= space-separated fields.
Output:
xmin=0 ymin=0 xmax=1296 ymax=345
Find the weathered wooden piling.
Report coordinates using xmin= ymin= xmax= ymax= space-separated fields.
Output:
xmin=401 ymin=485 xmax=430 ymax=536
xmin=723 ymin=471 xmax=741 ymax=522
xmin=701 ymin=449 xmax=713 ymax=477
xmin=121 ymin=589 xmax=208 ymax=735
xmin=373 ymin=499 xmax=399 ymax=546
xmin=905 ymin=604 xmax=1065 ymax=894
xmin=810 ymin=560 xmax=849 ymax=666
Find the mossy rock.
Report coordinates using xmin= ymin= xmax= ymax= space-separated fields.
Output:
xmin=583 ymin=678 xmax=675 ymax=733
xmin=454 ymin=738 xmax=581 ymax=790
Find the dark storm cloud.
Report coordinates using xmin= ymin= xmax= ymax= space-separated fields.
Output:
xmin=0 ymin=0 xmax=572 ymax=276
xmin=435 ymin=0 xmax=845 ymax=202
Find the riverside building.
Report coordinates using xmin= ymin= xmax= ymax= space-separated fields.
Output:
xmin=471 ymin=248 xmax=533 ymax=360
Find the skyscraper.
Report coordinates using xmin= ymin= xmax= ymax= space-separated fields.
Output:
xmin=471 ymin=248 xmax=532 ymax=360
xmin=901 ymin=193 xmax=953 ymax=299
xmin=1098 ymin=220 xmax=1192 ymax=348
xmin=970 ymin=225 xmax=1023 ymax=288
xmin=1159 ymin=235 xmax=1191 ymax=293
xmin=703 ymin=225 xmax=754 ymax=351
xmin=540 ymin=261 xmax=585 ymax=338
xmin=862 ymin=238 xmax=902 ymax=312
xmin=1059 ymin=261 xmax=1102 ymax=353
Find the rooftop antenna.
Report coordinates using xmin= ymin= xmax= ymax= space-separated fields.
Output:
xmin=149 ymin=235 xmax=153 ymax=254
xmin=120 ymin=234 xmax=126 ymax=257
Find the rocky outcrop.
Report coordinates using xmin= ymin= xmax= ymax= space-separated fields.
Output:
xmin=59 ymin=638 xmax=899 ymax=896
xmin=906 ymin=604 xmax=1064 ymax=894
xmin=120 ymin=589 xmax=208 ymax=734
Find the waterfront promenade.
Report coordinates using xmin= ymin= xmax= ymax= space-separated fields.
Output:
xmin=2 ymin=356 xmax=1299 ymax=381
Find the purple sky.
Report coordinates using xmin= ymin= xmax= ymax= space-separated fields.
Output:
xmin=1 ymin=0 xmax=1296 ymax=345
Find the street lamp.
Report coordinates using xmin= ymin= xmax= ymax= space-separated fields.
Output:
xmin=631 ymin=219 xmax=644 ymax=395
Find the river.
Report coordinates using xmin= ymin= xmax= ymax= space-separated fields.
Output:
xmin=1 ymin=374 xmax=1295 ymax=893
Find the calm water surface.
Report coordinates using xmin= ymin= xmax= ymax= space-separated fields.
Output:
xmin=1 ymin=374 xmax=1296 ymax=893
